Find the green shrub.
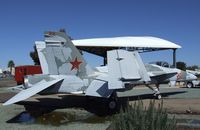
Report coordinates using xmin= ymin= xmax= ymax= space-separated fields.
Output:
xmin=112 ymin=100 xmax=176 ymax=130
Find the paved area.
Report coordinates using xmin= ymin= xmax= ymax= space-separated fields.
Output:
xmin=0 ymin=78 xmax=16 ymax=88
xmin=118 ymin=84 xmax=200 ymax=99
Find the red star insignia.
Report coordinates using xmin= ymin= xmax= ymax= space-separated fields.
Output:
xmin=70 ymin=57 xmax=82 ymax=70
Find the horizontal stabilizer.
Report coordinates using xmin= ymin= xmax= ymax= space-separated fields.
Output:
xmin=3 ymin=78 xmax=63 ymax=106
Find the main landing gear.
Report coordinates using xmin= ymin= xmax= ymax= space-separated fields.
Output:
xmin=107 ymin=91 xmax=128 ymax=114
xmin=85 ymin=92 xmax=128 ymax=116
xmin=146 ymin=84 xmax=162 ymax=100
xmin=153 ymin=92 xmax=162 ymax=100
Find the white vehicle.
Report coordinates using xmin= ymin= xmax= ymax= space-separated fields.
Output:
xmin=185 ymin=80 xmax=200 ymax=88
xmin=185 ymin=70 xmax=200 ymax=88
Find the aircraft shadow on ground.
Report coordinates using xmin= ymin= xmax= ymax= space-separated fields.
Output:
xmin=6 ymin=111 xmax=35 ymax=123
xmin=7 ymin=91 xmax=187 ymax=123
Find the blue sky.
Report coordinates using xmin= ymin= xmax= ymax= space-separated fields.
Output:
xmin=0 ymin=0 xmax=200 ymax=68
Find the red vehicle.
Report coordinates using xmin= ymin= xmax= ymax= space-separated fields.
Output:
xmin=15 ymin=65 xmax=42 ymax=85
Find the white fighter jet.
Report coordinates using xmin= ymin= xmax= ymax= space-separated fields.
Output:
xmin=146 ymin=63 xmax=197 ymax=88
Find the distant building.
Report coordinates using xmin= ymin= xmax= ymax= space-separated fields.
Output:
xmin=0 ymin=69 xmax=2 ymax=74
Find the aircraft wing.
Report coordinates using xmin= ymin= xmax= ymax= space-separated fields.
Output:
xmin=3 ymin=78 xmax=63 ymax=106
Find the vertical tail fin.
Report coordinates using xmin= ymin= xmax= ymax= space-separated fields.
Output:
xmin=107 ymin=50 xmax=151 ymax=89
xmin=36 ymin=31 xmax=94 ymax=77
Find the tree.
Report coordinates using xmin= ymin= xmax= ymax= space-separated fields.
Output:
xmin=176 ymin=61 xmax=187 ymax=71
xmin=187 ymin=65 xmax=199 ymax=70
xmin=30 ymin=45 xmax=40 ymax=65
xmin=7 ymin=60 xmax=15 ymax=74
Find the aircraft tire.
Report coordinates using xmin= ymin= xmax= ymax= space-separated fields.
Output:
xmin=154 ymin=94 xmax=162 ymax=100
xmin=107 ymin=91 xmax=120 ymax=112
xmin=108 ymin=100 xmax=117 ymax=110
xmin=157 ymin=94 xmax=162 ymax=100
xmin=186 ymin=82 xmax=193 ymax=88
xmin=107 ymin=97 xmax=129 ymax=114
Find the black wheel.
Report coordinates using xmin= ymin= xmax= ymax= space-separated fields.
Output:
xmin=157 ymin=94 xmax=162 ymax=100
xmin=107 ymin=92 xmax=129 ymax=114
xmin=107 ymin=91 xmax=119 ymax=113
xmin=186 ymin=82 xmax=193 ymax=88
xmin=154 ymin=93 xmax=162 ymax=100
xmin=108 ymin=100 xmax=117 ymax=110
xmin=84 ymin=92 xmax=129 ymax=116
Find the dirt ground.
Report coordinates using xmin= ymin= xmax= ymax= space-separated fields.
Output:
xmin=130 ymin=99 xmax=200 ymax=115
xmin=0 ymin=78 xmax=16 ymax=88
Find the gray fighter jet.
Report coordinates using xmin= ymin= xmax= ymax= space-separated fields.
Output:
xmin=3 ymin=31 xmax=153 ymax=113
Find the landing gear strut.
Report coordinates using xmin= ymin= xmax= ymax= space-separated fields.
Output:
xmin=146 ymin=84 xmax=162 ymax=100
xmin=153 ymin=93 xmax=162 ymax=100
xmin=84 ymin=92 xmax=127 ymax=116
